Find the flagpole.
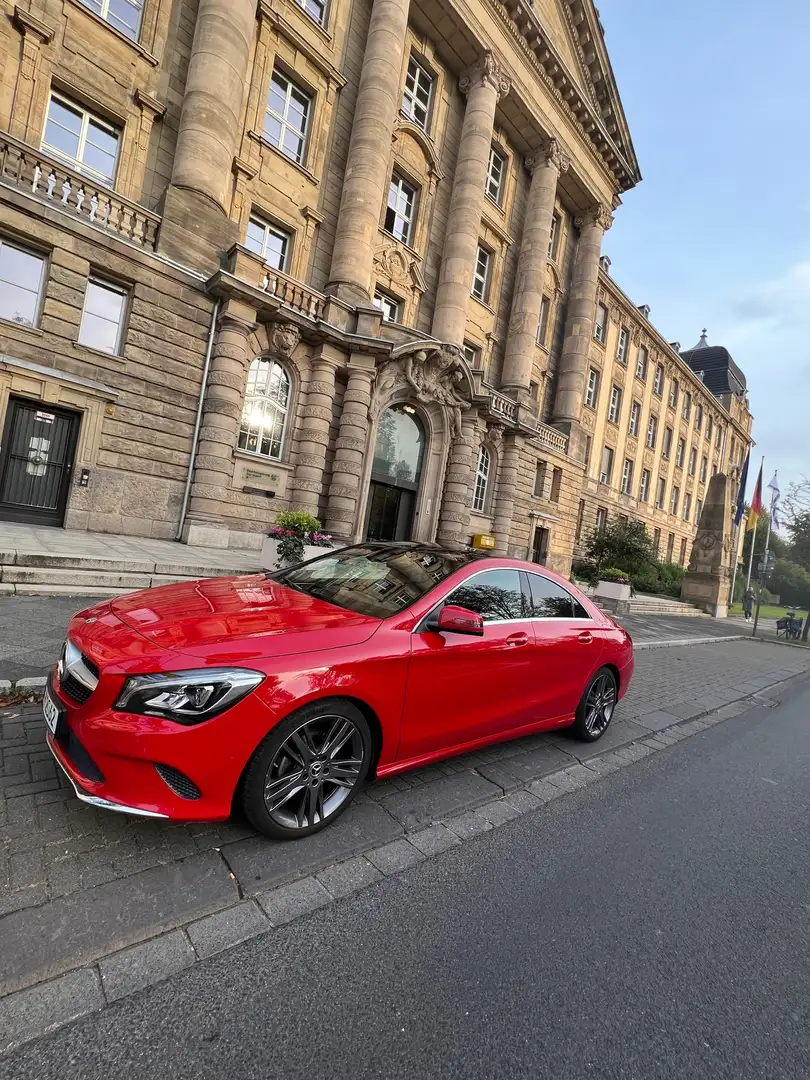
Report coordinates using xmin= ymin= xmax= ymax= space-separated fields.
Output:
xmin=745 ymin=455 xmax=764 ymax=591
xmin=728 ymin=521 xmax=741 ymax=609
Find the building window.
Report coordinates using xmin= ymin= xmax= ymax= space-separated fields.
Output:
xmin=621 ymin=458 xmax=633 ymax=495
xmin=608 ymin=384 xmax=622 ymax=424
xmin=547 ymin=212 xmax=561 ymax=260
xmin=662 ymin=426 xmax=673 ymax=459
xmin=485 ymin=146 xmax=506 ymax=205
xmin=245 ymin=215 xmax=291 ymax=271
xmin=669 ymin=379 xmax=679 ymax=409
xmin=537 ymin=295 xmax=551 ymax=347
xmin=616 ymin=327 xmax=629 ymax=366
xmin=715 ymin=424 xmax=723 ymax=450
xmin=640 ymin=468 xmax=651 ymax=503
xmin=696 ymin=498 xmax=704 ymax=524
xmin=294 ymin=0 xmax=327 ymax=23
xmin=595 ymin=506 xmax=608 ymax=533
xmin=533 ymin=460 xmax=547 ymax=497
xmin=265 ymin=70 xmax=311 ymax=164
xmin=666 ymin=534 xmax=675 ymax=562
xmin=43 ymin=92 xmax=121 ymax=185
xmin=550 ymin=467 xmax=562 ymax=502
xmin=688 ymin=446 xmax=697 ymax=476
xmin=599 ymin=446 xmax=614 ymax=485
xmin=471 ymin=245 xmax=491 ymax=302
xmin=653 ymin=363 xmax=665 ymax=396
xmin=683 ymin=492 xmax=692 ymax=521
xmin=472 ymin=445 xmax=491 ymax=512
xmin=402 ymin=56 xmax=433 ymax=130
xmin=655 ymin=477 xmax=666 ymax=510
xmin=700 ymin=455 xmax=708 ymax=484
xmin=712 ymin=463 xmax=718 ymax=477
xmin=0 ymin=239 xmax=46 ymax=328
xmin=385 ymin=174 xmax=417 ymax=245
xmin=594 ymin=302 xmax=608 ymax=344
xmin=80 ymin=0 xmax=145 ymax=40
xmin=670 ymin=485 xmax=680 ymax=516
xmin=373 ymin=291 xmax=401 ymax=323
xmin=706 ymin=416 xmax=713 ymax=442
xmin=653 ymin=527 xmax=661 ymax=556
xmin=676 ymin=437 xmax=685 ymax=468
xmin=238 ymin=358 xmax=291 ymax=460
xmin=585 ymin=368 xmax=600 ymax=409
xmin=629 ymin=400 xmax=641 ymax=437
xmin=575 ymin=499 xmax=586 ymax=541
xmin=682 ymin=390 xmax=692 ymax=422
xmin=78 ymin=278 xmax=128 ymax=354
xmin=679 ymin=536 xmax=688 ymax=565
xmin=463 ymin=342 xmax=481 ymax=369
xmin=695 ymin=404 xmax=703 ymax=431
xmin=646 ymin=414 xmax=658 ymax=450
xmin=635 ymin=346 xmax=648 ymax=381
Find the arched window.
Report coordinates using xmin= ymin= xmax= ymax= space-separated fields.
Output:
xmin=238 ymin=358 xmax=290 ymax=460
xmin=472 ymin=444 xmax=491 ymax=513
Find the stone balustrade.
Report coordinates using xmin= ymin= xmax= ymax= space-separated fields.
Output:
xmin=535 ymin=420 xmax=569 ymax=453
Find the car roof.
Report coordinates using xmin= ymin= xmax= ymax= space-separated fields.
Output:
xmin=355 ymin=542 xmax=572 ymax=584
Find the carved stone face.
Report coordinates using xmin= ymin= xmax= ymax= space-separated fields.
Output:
xmin=270 ymin=322 xmax=300 ymax=359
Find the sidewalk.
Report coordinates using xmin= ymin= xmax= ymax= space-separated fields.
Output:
xmin=1 ymin=636 xmax=808 ymax=1053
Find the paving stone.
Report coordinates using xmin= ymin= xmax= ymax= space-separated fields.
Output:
xmin=528 ymin=778 xmax=567 ymax=802
xmin=365 ymin=839 xmax=424 ymax=875
xmin=477 ymin=798 xmax=521 ymax=827
xmin=443 ymin=809 xmax=493 ymax=840
xmin=316 ymin=856 xmax=384 ymax=898
xmin=100 ymin=930 xmax=196 ymax=1003
xmin=186 ymin=901 xmax=270 ymax=959
xmin=555 ymin=718 xmax=651 ymax=760
xmin=634 ymin=709 xmax=681 ymax=732
xmin=0 ymin=968 xmax=103 ymax=1055
xmin=408 ymin=823 xmax=462 ymax=856
xmin=475 ymin=743 xmax=574 ymax=792
xmin=257 ymin=876 xmax=331 ymax=926
xmin=503 ymin=789 xmax=545 ymax=814
xmin=377 ymin=771 xmax=502 ymax=830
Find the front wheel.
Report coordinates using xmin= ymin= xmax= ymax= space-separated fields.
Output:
xmin=241 ymin=699 xmax=372 ymax=840
xmin=569 ymin=667 xmax=618 ymax=742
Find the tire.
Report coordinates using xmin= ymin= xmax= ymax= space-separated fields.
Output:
xmin=569 ymin=667 xmax=618 ymax=743
xmin=241 ymin=699 xmax=373 ymax=840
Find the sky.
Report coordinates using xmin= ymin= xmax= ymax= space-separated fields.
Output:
xmin=597 ymin=0 xmax=810 ymax=506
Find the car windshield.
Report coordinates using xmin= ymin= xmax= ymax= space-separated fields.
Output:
xmin=270 ymin=545 xmax=475 ymax=619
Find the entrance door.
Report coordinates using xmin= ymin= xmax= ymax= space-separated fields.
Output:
xmin=531 ymin=526 xmax=550 ymax=565
xmin=364 ymin=405 xmax=425 ymax=542
xmin=0 ymin=398 xmax=81 ymax=525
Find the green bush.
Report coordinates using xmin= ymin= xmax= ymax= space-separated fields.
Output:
xmin=584 ymin=519 xmax=655 ymax=576
xmin=269 ymin=511 xmax=328 ymax=566
xmin=630 ymin=561 xmax=684 ymax=598
xmin=571 ymin=558 xmax=599 ymax=585
xmin=599 ymin=568 xmax=631 ymax=584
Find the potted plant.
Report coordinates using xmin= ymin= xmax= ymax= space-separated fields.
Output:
xmin=594 ymin=567 xmax=633 ymax=603
xmin=260 ymin=511 xmax=337 ymax=570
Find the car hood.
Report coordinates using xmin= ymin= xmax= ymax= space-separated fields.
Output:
xmin=110 ymin=575 xmax=381 ymax=660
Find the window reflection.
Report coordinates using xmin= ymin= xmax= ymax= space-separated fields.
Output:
xmin=372 ymin=406 xmax=425 ymax=486
xmin=450 ymin=570 xmax=525 ymax=622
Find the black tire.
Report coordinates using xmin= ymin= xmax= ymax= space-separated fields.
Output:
xmin=569 ymin=667 xmax=618 ymax=742
xmin=241 ymin=699 xmax=373 ymax=840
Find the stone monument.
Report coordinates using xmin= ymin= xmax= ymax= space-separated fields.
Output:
xmin=681 ymin=472 xmax=732 ymax=618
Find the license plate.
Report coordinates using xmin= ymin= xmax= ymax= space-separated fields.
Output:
xmin=43 ymin=687 xmax=64 ymax=736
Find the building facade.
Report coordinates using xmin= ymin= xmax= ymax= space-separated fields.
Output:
xmin=0 ymin=0 xmax=749 ymax=573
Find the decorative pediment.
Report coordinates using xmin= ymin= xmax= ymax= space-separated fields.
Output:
xmin=392 ymin=120 xmax=445 ymax=191
xmin=371 ymin=341 xmax=474 ymax=438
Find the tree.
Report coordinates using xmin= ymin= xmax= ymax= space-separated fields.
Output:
xmin=584 ymin=519 xmax=655 ymax=575
xmin=769 ymin=560 xmax=810 ymax=610
xmin=781 ymin=478 xmax=810 ymax=640
xmin=739 ymin=507 xmax=786 ymax=568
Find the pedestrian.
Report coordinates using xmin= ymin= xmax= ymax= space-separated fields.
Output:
xmin=743 ymin=587 xmax=755 ymax=622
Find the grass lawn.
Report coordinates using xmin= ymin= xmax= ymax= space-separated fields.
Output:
xmin=729 ymin=602 xmax=807 ymax=622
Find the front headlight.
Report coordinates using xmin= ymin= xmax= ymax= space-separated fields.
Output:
xmin=114 ymin=669 xmax=264 ymax=724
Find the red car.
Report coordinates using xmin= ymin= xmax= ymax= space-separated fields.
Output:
xmin=45 ymin=543 xmax=634 ymax=840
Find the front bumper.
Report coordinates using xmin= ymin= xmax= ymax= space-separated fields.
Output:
xmin=47 ymin=736 xmax=168 ymax=819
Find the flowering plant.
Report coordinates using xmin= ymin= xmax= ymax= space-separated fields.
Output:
xmin=599 ymin=567 xmax=632 ymax=585
xmin=269 ymin=512 xmax=332 ymax=565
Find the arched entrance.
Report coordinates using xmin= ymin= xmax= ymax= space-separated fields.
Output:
xmin=364 ymin=404 xmax=425 ymax=541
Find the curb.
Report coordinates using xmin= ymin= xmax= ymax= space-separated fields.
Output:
xmin=2 ymin=664 xmax=807 ymax=1057
xmin=0 ymin=677 xmax=47 ymax=692
xmin=634 ymin=634 xmax=746 ymax=651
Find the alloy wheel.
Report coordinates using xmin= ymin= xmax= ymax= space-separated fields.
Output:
xmin=584 ymin=674 xmax=617 ymax=736
xmin=262 ymin=714 xmax=365 ymax=830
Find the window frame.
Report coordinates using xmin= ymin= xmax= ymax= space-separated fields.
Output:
xmin=525 ymin=571 xmax=592 ymax=622
xmin=547 ymin=212 xmax=561 ymax=260
xmin=646 ymin=413 xmax=658 ymax=450
xmin=533 ymin=460 xmax=547 ymax=498
xmin=471 ymin=244 xmax=492 ymax=303
xmin=373 ymin=290 xmax=402 ymax=323
xmin=683 ymin=492 xmax=692 ymax=522
xmin=608 ymin=384 xmax=622 ymax=425
xmin=442 ymin=567 xmax=528 ymax=625
xmin=616 ymin=326 xmax=629 ymax=366
xmin=485 ymin=145 xmax=507 ymax=206
xmin=463 ymin=342 xmax=481 ymax=369
xmin=682 ymin=391 xmax=692 ymax=422
xmin=549 ymin=466 xmax=562 ymax=503
xmin=237 ymin=357 xmax=292 ymax=462
xmin=688 ymin=446 xmax=697 ymax=476
xmin=700 ymin=455 xmax=708 ymax=484
xmin=537 ymin=295 xmax=551 ymax=347
xmin=77 ymin=276 xmax=129 ymax=355
xmin=676 ymin=437 xmax=685 ymax=469
xmin=599 ymin=445 xmax=614 ymax=486
xmin=472 ymin=444 xmax=491 ymax=513
xmin=662 ymin=425 xmax=673 ymax=460
xmin=628 ymin=400 xmax=641 ymax=437
xmin=635 ymin=346 xmax=648 ymax=381
xmin=594 ymin=302 xmax=608 ymax=344
xmin=670 ymin=485 xmax=680 ymax=516
xmin=585 ymin=367 xmax=600 ymax=410
xmin=595 ymin=506 xmax=608 ymax=534
xmin=79 ymin=0 xmax=145 ymax=41
xmin=639 ymin=468 xmax=651 ymax=503
xmin=620 ymin=458 xmax=633 ymax=495
xmin=655 ymin=477 xmax=666 ymax=510
xmin=245 ymin=213 xmax=292 ymax=272
xmin=264 ymin=68 xmax=312 ymax=166
xmin=42 ymin=90 xmax=122 ymax=186
xmin=653 ymin=363 xmax=665 ymax=396
xmin=384 ymin=172 xmax=418 ymax=247
xmin=0 ymin=237 xmax=47 ymax=330
xmin=669 ymin=379 xmax=679 ymax=409
xmin=401 ymin=55 xmax=434 ymax=131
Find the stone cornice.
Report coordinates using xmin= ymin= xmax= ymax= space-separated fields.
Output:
xmin=12 ymin=5 xmax=54 ymax=42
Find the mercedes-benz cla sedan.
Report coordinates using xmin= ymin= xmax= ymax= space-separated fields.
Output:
xmin=45 ymin=543 xmax=634 ymax=840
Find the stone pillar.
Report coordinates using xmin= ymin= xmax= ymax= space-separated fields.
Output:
xmin=491 ymin=435 xmax=520 ymax=556
xmin=501 ymin=141 xmax=569 ymax=393
xmin=183 ymin=302 xmax=255 ymax=546
xmin=436 ymin=417 xmax=478 ymax=547
xmin=290 ymin=353 xmax=339 ymax=517
xmin=325 ymin=360 xmax=375 ymax=539
xmin=326 ymin=0 xmax=411 ymax=303
xmin=431 ymin=53 xmax=511 ymax=345
xmin=158 ymin=0 xmax=256 ymax=272
xmin=552 ymin=202 xmax=612 ymax=424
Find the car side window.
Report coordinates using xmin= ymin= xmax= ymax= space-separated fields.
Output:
xmin=528 ymin=574 xmax=590 ymax=620
xmin=447 ymin=569 xmax=525 ymax=623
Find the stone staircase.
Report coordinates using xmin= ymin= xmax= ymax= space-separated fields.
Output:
xmin=627 ymin=593 xmax=707 ymax=617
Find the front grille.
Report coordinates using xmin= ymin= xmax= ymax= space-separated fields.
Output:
xmin=55 ymin=729 xmax=105 ymax=783
xmin=60 ymin=672 xmax=93 ymax=705
xmin=154 ymin=764 xmax=201 ymax=801
xmin=83 ymin=655 xmax=100 ymax=681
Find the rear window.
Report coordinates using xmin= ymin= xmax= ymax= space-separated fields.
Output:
xmin=527 ymin=574 xmax=590 ymax=619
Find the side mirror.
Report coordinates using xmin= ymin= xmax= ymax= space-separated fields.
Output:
xmin=429 ymin=604 xmax=485 ymax=637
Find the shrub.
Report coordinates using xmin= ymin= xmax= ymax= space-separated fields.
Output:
xmin=269 ymin=511 xmax=331 ymax=566
xmin=584 ymin=519 xmax=655 ymax=575
xmin=599 ymin=568 xmax=631 ymax=584
xmin=630 ymin=561 xmax=684 ymax=598
xmin=571 ymin=558 xmax=599 ymax=585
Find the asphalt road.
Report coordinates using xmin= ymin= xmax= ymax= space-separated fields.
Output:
xmin=4 ymin=678 xmax=810 ymax=1080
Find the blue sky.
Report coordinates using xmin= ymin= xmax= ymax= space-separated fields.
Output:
xmin=598 ymin=0 xmax=810 ymax=503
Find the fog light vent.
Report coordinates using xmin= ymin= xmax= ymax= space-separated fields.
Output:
xmin=154 ymin=763 xmax=201 ymax=800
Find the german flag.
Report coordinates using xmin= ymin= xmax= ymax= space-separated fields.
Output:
xmin=746 ymin=463 xmax=763 ymax=532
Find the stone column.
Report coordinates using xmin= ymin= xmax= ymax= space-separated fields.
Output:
xmin=436 ymin=417 xmax=478 ymax=547
xmin=158 ymin=0 xmax=256 ymax=271
xmin=290 ymin=353 xmax=339 ymax=517
xmin=552 ymin=202 xmax=612 ymax=423
xmin=325 ymin=360 xmax=375 ymax=539
xmin=491 ymin=435 xmax=520 ymax=556
xmin=501 ymin=141 xmax=569 ymax=393
xmin=326 ymin=0 xmax=411 ymax=303
xmin=184 ymin=301 xmax=255 ymax=546
xmin=431 ymin=53 xmax=511 ymax=345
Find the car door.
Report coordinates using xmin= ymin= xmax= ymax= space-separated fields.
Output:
xmin=524 ymin=572 xmax=604 ymax=722
xmin=398 ymin=568 xmax=538 ymax=762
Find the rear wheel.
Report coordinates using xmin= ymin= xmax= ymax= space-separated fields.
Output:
xmin=569 ymin=667 xmax=618 ymax=742
xmin=241 ymin=699 xmax=372 ymax=840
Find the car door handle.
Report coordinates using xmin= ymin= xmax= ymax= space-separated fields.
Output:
xmin=578 ymin=631 xmax=594 ymax=644
xmin=506 ymin=632 xmax=529 ymax=647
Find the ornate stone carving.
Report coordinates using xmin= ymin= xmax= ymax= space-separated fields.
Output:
xmin=575 ymin=202 xmax=614 ymax=233
xmin=525 ymin=138 xmax=570 ymax=175
xmin=373 ymin=244 xmax=411 ymax=283
xmin=371 ymin=342 xmax=474 ymax=439
xmin=268 ymin=321 xmax=301 ymax=360
xmin=460 ymin=51 xmax=511 ymax=100
xmin=486 ymin=424 xmax=504 ymax=449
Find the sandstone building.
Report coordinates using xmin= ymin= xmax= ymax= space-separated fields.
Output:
xmin=0 ymin=0 xmax=752 ymax=574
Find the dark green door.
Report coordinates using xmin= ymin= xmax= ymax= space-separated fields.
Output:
xmin=0 ymin=398 xmax=81 ymax=525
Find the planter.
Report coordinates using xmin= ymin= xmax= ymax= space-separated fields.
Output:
xmin=260 ymin=537 xmax=341 ymax=571
xmin=594 ymin=579 xmax=631 ymax=602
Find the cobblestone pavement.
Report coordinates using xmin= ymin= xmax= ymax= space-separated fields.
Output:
xmin=1 ymin=638 xmax=806 ymax=917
